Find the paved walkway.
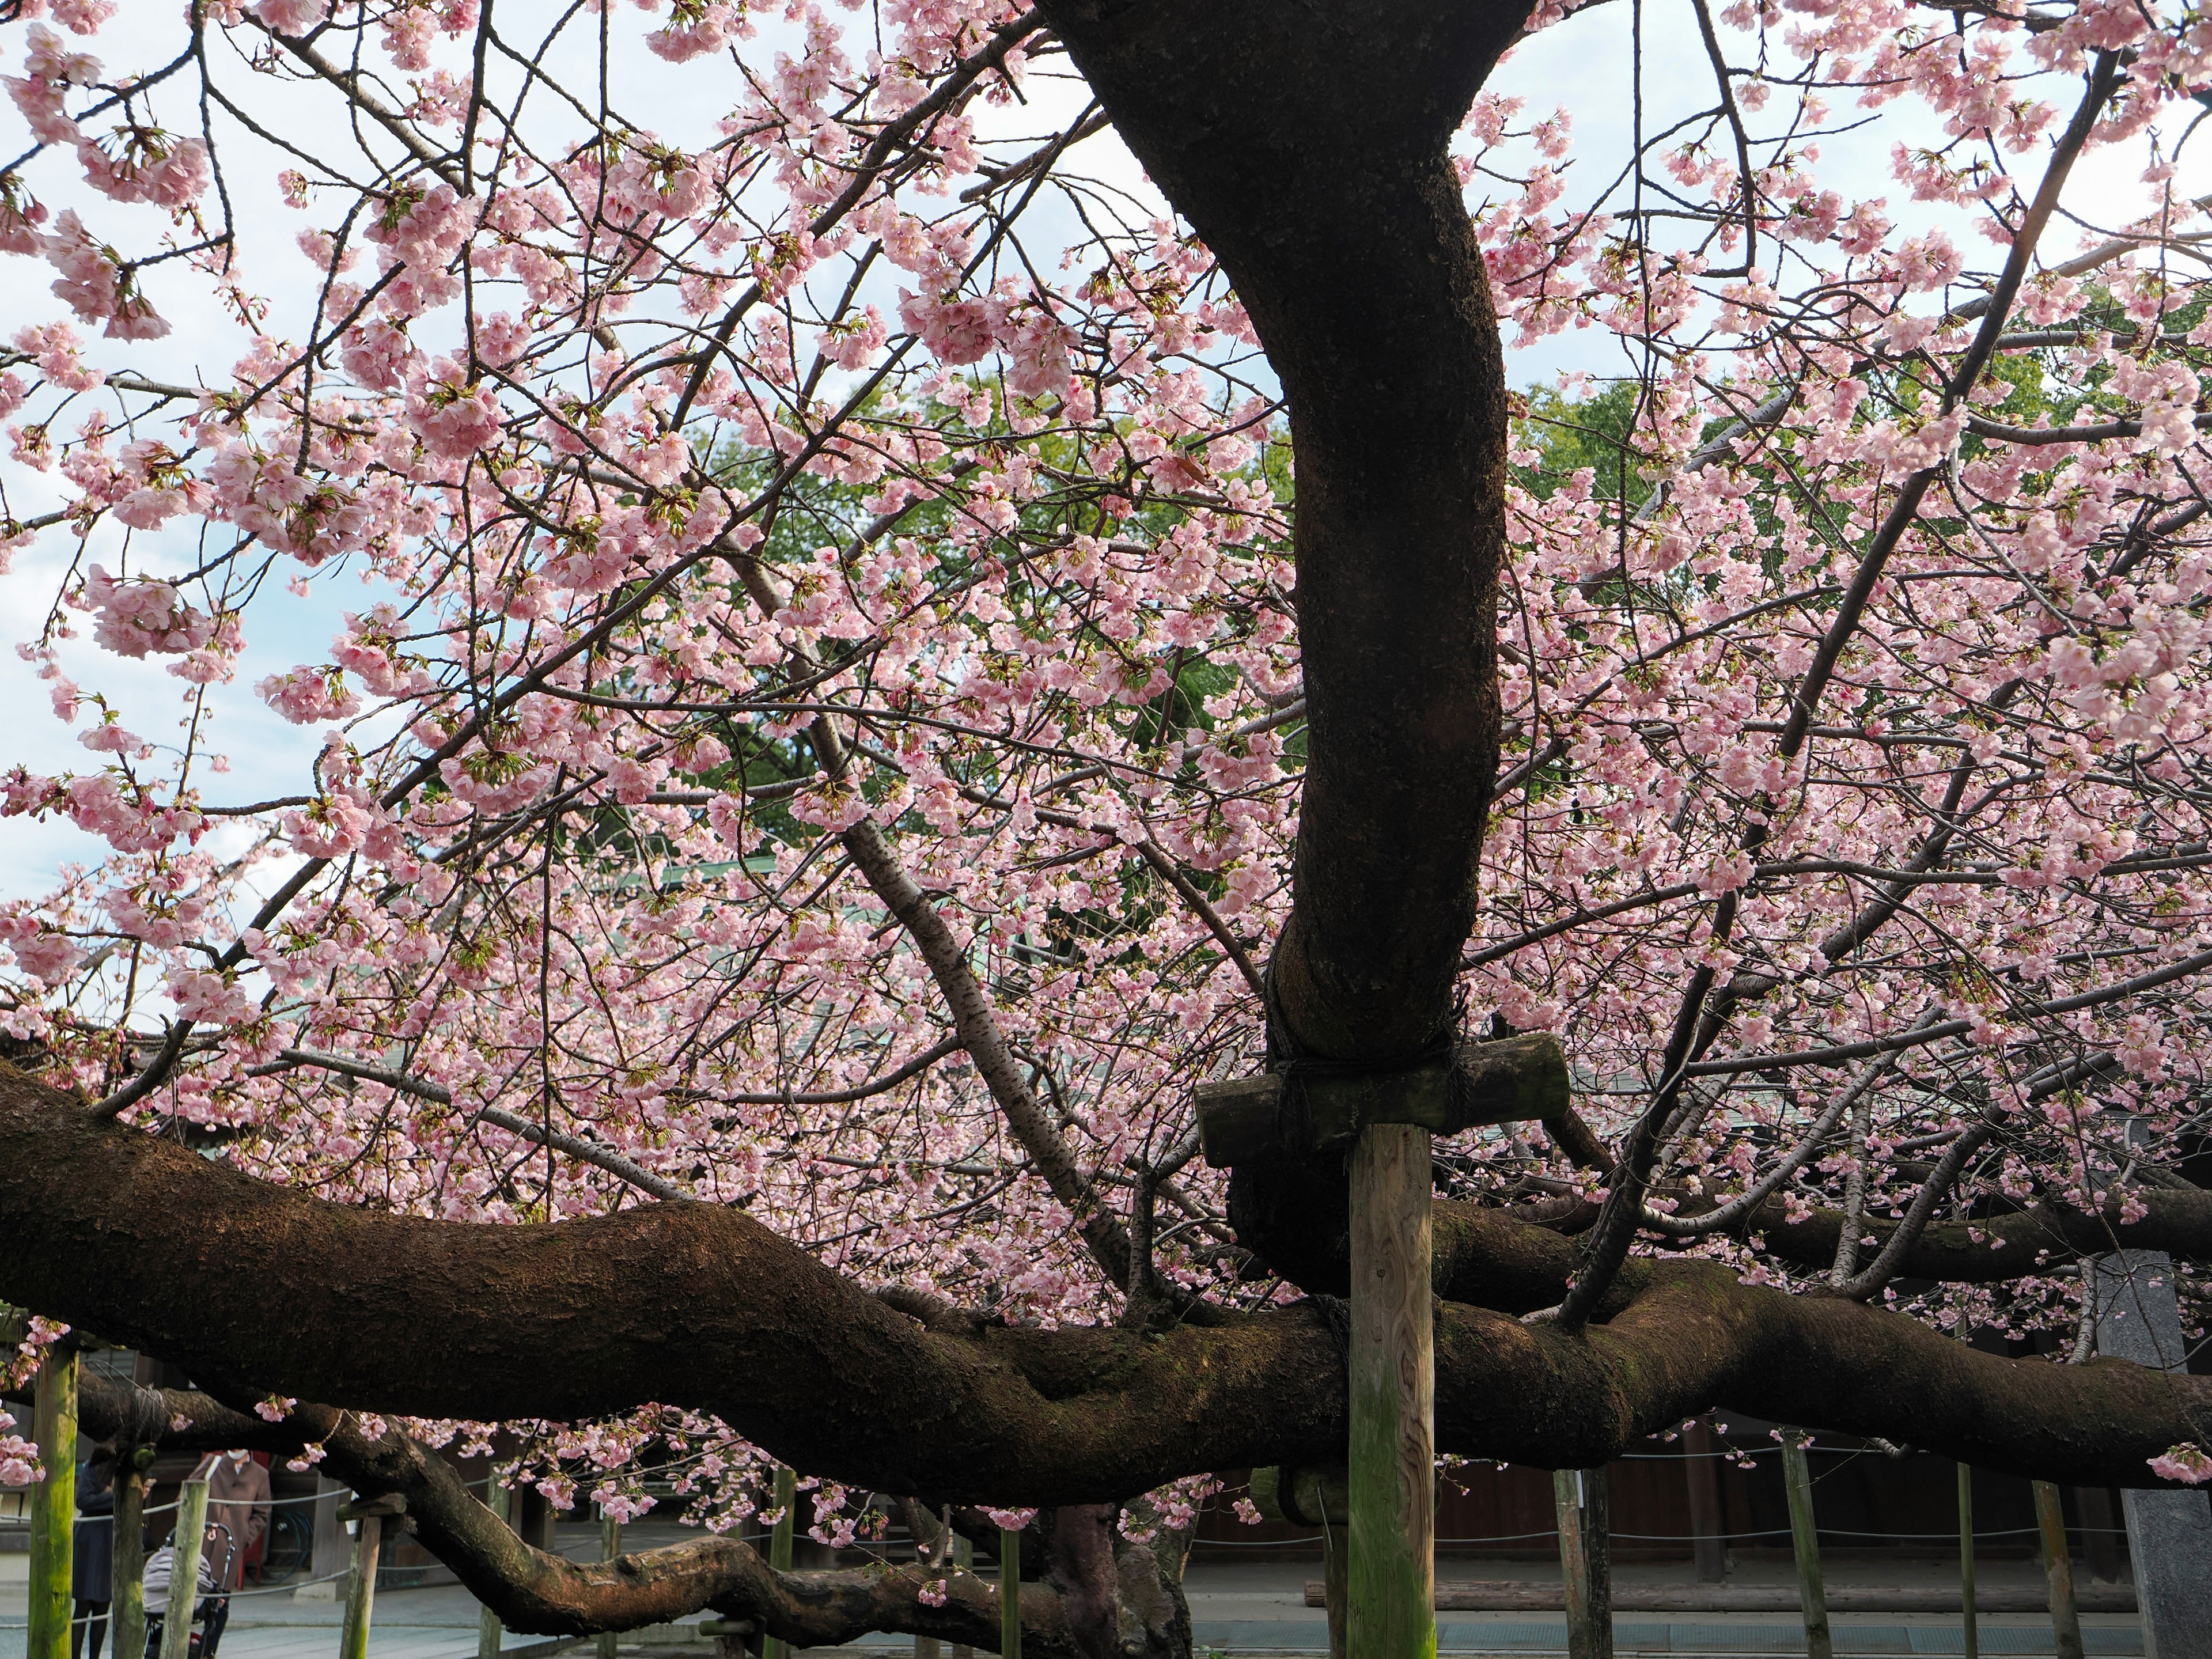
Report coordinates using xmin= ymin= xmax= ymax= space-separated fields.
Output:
xmin=1 ymin=1546 xmax=2144 ymax=1658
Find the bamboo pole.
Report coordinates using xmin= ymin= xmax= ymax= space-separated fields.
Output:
xmin=113 ymin=1447 xmax=153 ymax=1659
xmin=28 ymin=1346 xmax=79 ymax=1659
xmin=1957 ymin=1463 xmax=1978 ymax=1659
xmin=763 ymin=1467 xmax=796 ymax=1659
xmin=2033 ymin=1481 xmax=2084 ymax=1659
xmin=998 ymin=1527 xmax=1021 ymax=1659
xmin=952 ymin=1533 xmax=975 ymax=1659
xmin=1347 ymin=1122 xmax=1435 ymax=1659
xmin=1780 ymin=1433 xmax=1831 ymax=1659
xmin=477 ymin=1480 xmax=510 ymax=1659
xmin=597 ymin=1512 xmax=622 ymax=1659
xmin=157 ymin=1482 xmax=209 ymax=1659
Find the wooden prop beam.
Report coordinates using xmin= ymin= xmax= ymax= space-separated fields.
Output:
xmin=1193 ymin=1035 xmax=1569 ymax=1166
xmin=113 ymin=1446 xmax=153 ymax=1659
xmin=1252 ymin=1465 xmax=1350 ymax=1659
xmin=1780 ymin=1434 xmax=1831 ymax=1659
xmin=338 ymin=1491 xmax=406 ymax=1659
xmin=1957 ymin=1464 xmax=1979 ymax=1659
xmin=478 ymin=1480 xmax=510 ymax=1659
xmin=158 ymin=1480 xmax=210 ymax=1659
xmin=2033 ymin=1482 xmax=2083 ymax=1659
xmin=1349 ymin=1122 xmax=1435 ymax=1659
xmin=27 ymin=1347 xmax=77 ymax=1659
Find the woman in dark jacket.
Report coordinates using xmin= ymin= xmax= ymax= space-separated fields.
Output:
xmin=73 ymin=1452 xmax=115 ymax=1659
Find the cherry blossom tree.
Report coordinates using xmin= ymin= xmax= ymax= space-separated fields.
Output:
xmin=1 ymin=0 xmax=2211 ymax=1652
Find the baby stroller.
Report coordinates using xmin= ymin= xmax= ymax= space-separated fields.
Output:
xmin=143 ymin=1520 xmax=234 ymax=1659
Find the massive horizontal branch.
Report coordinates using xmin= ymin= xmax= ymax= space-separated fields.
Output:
xmin=7 ymin=1062 xmax=2211 ymax=1493
xmin=1745 ymin=1190 xmax=2212 ymax=1281
xmin=57 ymin=1379 xmax=1180 ymax=1659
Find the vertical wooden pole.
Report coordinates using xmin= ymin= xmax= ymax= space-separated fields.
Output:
xmin=1554 ymin=1470 xmax=1613 ymax=1659
xmin=308 ymin=1477 xmax=347 ymax=1599
xmin=158 ymin=1482 xmax=209 ymax=1659
xmin=763 ymin=1467 xmax=796 ymax=1659
xmin=2071 ymin=1487 xmax=2119 ymax=1584
xmin=478 ymin=1480 xmax=510 ymax=1659
xmin=338 ymin=1513 xmax=384 ymax=1659
xmin=1681 ymin=1422 xmax=1726 ymax=1583
xmin=997 ymin=1528 xmax=1021 ymax=1659
xmin=2033 ymin=1481 xmax=2084 ymax=1659
xmin=597 ymin=1512 xmax=622 ymax=1659
xmin=1780 ymin=1434 xmax=1831 ymax=1659
xmin=1349 ymin=1122 xmax=1435 ymax=1659
xmin=1554 ymin=1472 xmax=1592 ymax=1659
xmin=28 ymin=1347 xmax=79 ymax=1659
xmin=1585 ymin=1468 xmax=1612 ymax=1659
xmin=1956 ymin=1463 xmax=1977 ymax=1659
xmin=951 ymin=1534 xmax=975 ymax=1659
xmin=1321 ymin=1511 xmax=1349 ymax=1659
xmin=113 ymin=1448 xmax=152 ymax=1659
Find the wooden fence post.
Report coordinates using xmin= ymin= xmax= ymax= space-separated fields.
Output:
xmin=763 ymin=1467 xmax=796 ymax=1659
xmin=952 ymin=1534 xmax=974 ymax=1659
xmin=1956 ymin=1463 xmax=1977 ymax=1659
xmin=1553 ymin=1469 xmax=1612 ymax=1659
xmin=478 ymin=1479 xmax=510 ymax=1659
xmin=998 ymin=1527 xmax=1021 ymax=1659
xmin=157 ymin=1481 xmax=210 ymax=1659
xmin=112 ymin=1446 xmax=154 ymax=1659
xmin=2033 ymin=1481 xmax=2084 ymax=1659
xmin=1780 ymin=1433 xmax=1831 ymax=1659
xmin=1681 ymin=1422 xmax=1726 ymax=1584
xmin=336 ymin=1493 xmax=402 ymax=1659
xmin=1348 ymin=1122 xmax=1435 ymax=1659
xmin=28 ymin=1346 xmax=79 ymax=1659
xmin=597 ymin=1510 xmax=622 ymax=1659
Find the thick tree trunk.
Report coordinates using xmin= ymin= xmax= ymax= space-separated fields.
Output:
xmin=1033 ymin=0 xmax=1525 ymax=1062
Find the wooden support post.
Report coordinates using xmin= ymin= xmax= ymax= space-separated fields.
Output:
xmin=158 ymin=1481 xmax=210 ymax=1659
xmin=28 ymin=1347 xmax=79 ymax=1659
xmin=113 ymin=1447 xmax=153 ymax=1659
xmin=305 ymin=1476 xmax=347 ymax=1601
xmin=2072 ymin=1487 xmax=2119 ymax=1584
xmin=478 ymin=1480 xmax=510 ymax=1659
xmin=1681 ymin=1422 xmax=1725 ymax=1584
xmin=1348 ymin=1122 xmax=1435 ymax=1659
xmin=998 ymin=1527 xmax=1021 ymax=1659
xmin=2033 ymin=1481 xmax=2084 ymax=1659
xmin=597 ymin=1513 xmax=622 ymax=1659
xmin=1957 ymin=1463 xmax=1978 ymax=1659
xmin=1780 ymin=1433 xmax=1831 ymax=1659
xmin=1322 ymin=1515 xmax=1349 ymax=1659
xmin=1552 ymin=1469 xmax=1612 ymax=1659
xmin=1251 ymin=1466 xmax=1349 ymax=1659
xmin=952 ymin=1534 xmax=975 ymax=1659
xmin=336 ymin=1494 xmax=403 ymax=1659
xmin=763 ymin=1467 xmax=796 ymax=1659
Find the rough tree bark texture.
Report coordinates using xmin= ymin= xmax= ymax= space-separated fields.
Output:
xmin=6 ymin=5 xmax=2212 ymax=1650
xmin=9 ymin=1066 xmax=2211 ymax=1496
xmin=1032 ymin=0 xmax=1527 ymax=1062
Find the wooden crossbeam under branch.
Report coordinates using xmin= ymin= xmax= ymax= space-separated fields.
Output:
xmin=1192 ymin=1033 xmax=1570 ymax=1166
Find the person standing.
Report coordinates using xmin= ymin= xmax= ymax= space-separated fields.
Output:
xmin=72 ymin=1453 xmax=114 ymax=1659
xmin=190 ymin=1452 xmax=268 ymax=1590
xmin=188 ymin=1452 xmax=267 ymax=1659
